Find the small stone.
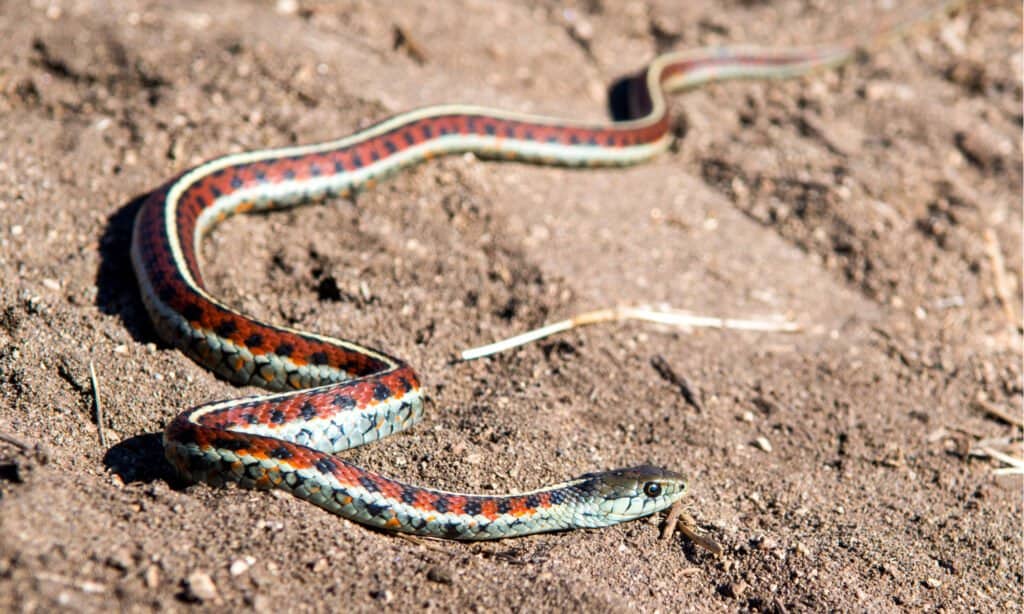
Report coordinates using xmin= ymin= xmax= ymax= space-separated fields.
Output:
xmin=275 ymin=0 xmax=298 ymax=15
xmin=570 ymin=20 xmax=594 ymax=42
xmin=752 ymin=535 xmax=778 ymax=551
xmin=925 ymin=577 xmax=942 ymax=589
xmin=144 ymin=565 xmax=160 ymax=589
xmin=864 ymin=81 xmax=915 ymax=102
xmin=250 ymin=594 xmax=271 ymax=612
xmin=426 ymin=566 xmax=454 ymax=585
xmin=753 ymin=437 xmax=772 ymax=453
xmin=955 ymin=127 xmax=1012 ymax=171
xmin=106 ymin=548 xmax=133 ymax=571
xmin=183 ymin=570 xmax=219 ymax=603
xmin=720 ymin=581 xmax=747 ymax=599
xmin=945 ymin=59 xmax=988 ymax=93
xmin=230 ymin=557 xmax=255 ymax=576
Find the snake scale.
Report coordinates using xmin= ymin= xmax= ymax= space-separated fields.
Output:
xmin=131 ymin=4 xmax=960 ymax=539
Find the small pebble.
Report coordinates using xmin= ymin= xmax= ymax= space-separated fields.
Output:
xmin=955 ymin=127 xmax=1012 ymax=171
xmin=720 ymin=581 xmax=747 ymax=599
xmin=753 ymin=535 xmax=778 ymax=551
xmin=753 ymin=437 xmax=772 ymax=453
xmin=426 ymin=566 xmax=454 ymax=585
xmin=106 ymin=548 xmax=133 ymax=571
xmin=144 ymin=565 xmax=160 ymax=589
xmin=184 ymin=570 xmax=219 ymax=603
xmin=230 ymin=556 xmax=255 ymax=576
xmin=275 ymin=0 xmax=298 ymax=15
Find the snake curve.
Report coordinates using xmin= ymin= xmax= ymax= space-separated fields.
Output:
xmin=130 ymin=7 xmax=956 ymax=540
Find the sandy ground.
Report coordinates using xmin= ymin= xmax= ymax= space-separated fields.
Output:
xmin=0 ymin=0 xmax=1021 ymax=611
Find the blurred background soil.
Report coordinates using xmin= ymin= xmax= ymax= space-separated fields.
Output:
xmin=0 ymin=0 xmax=1020 ymax=611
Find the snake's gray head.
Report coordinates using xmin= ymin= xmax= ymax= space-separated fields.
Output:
xmin=571 ymin=465 xmax=687 ymax=527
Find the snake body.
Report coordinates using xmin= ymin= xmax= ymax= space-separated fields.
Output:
xmin=131 ymin=8 xmax=954 ymax=539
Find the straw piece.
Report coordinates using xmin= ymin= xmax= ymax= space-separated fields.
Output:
xmin=460 ymin=305 xmax=799 ymax=361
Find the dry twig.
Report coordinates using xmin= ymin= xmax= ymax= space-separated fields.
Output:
xmin=650 ymin=354 xmax=703 ymax=412
xmin=982 ymin=228 xmax=1017 ymax=325
xmin=393 ymin=24 xmax=428 ymax=64
xmin=660 ymin=502 xmax=723 ymax=556
xmin=0 ymin=431 xmax=33 ymax=451
xmin=460 ymin=305 xmax=799 ymax=361
xmin=969 ymin=437 xmax=1024 ymax=476
xmin=972 ymin=396 xmax=1024 ymax=429
xmin=660 ymin=499 xmax=684 ymax=541
xmin=89 ymin=360 xmax=107 ymax=448
xmin=676 ymin=510 xmax=724 ymax=557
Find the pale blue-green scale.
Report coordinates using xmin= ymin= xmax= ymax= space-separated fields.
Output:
xmin=336 ymin=495 xmax=361 ymax=518
xmin=217 ymin=449 xmax=240 ymax=464
xmin=306 ymin=489 xmax=331 ymax=509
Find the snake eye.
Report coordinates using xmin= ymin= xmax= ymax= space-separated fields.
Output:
xmin=643 ymin=482 xmax=663 ymax=497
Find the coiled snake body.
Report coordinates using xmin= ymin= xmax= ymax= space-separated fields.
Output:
xmin=131 ymin=9 xmax=953 ymax=539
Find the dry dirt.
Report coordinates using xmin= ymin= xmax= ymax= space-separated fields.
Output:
xmin=0 ymin=0 xmax=1021 ymax=612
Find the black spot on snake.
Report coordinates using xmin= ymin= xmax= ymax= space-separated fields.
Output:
xmin=358 ymin=476 xmax=380 ymax=493
xmin=366 ymin=501 xmax=389 ymax=518
xmin=214 ymin=319 xmax=237 ymax=337
xmin=315 ymin=457 xmax=339 ymax=474
xmin=373 ymin=383 xmax=391 ymax=401
xmin=212 ymin=438 xmax=247 ymax=452
xmin=433 ymin=497 xmax=449 ymax=514
xmin=181 ymin=303 xmax=202 ymax=322
xmin=333 ymin=395 xmax=356 ymax=410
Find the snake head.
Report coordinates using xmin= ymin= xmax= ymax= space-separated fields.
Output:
xmin=571 ymin=464 xmax=687 ymax=527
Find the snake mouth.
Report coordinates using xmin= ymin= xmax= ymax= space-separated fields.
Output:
xmin=597 ymin=495 xmax=687 ymax=523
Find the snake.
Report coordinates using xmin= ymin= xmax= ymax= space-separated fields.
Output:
xmin=130 ymin=5 xmax=960 ymax=540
